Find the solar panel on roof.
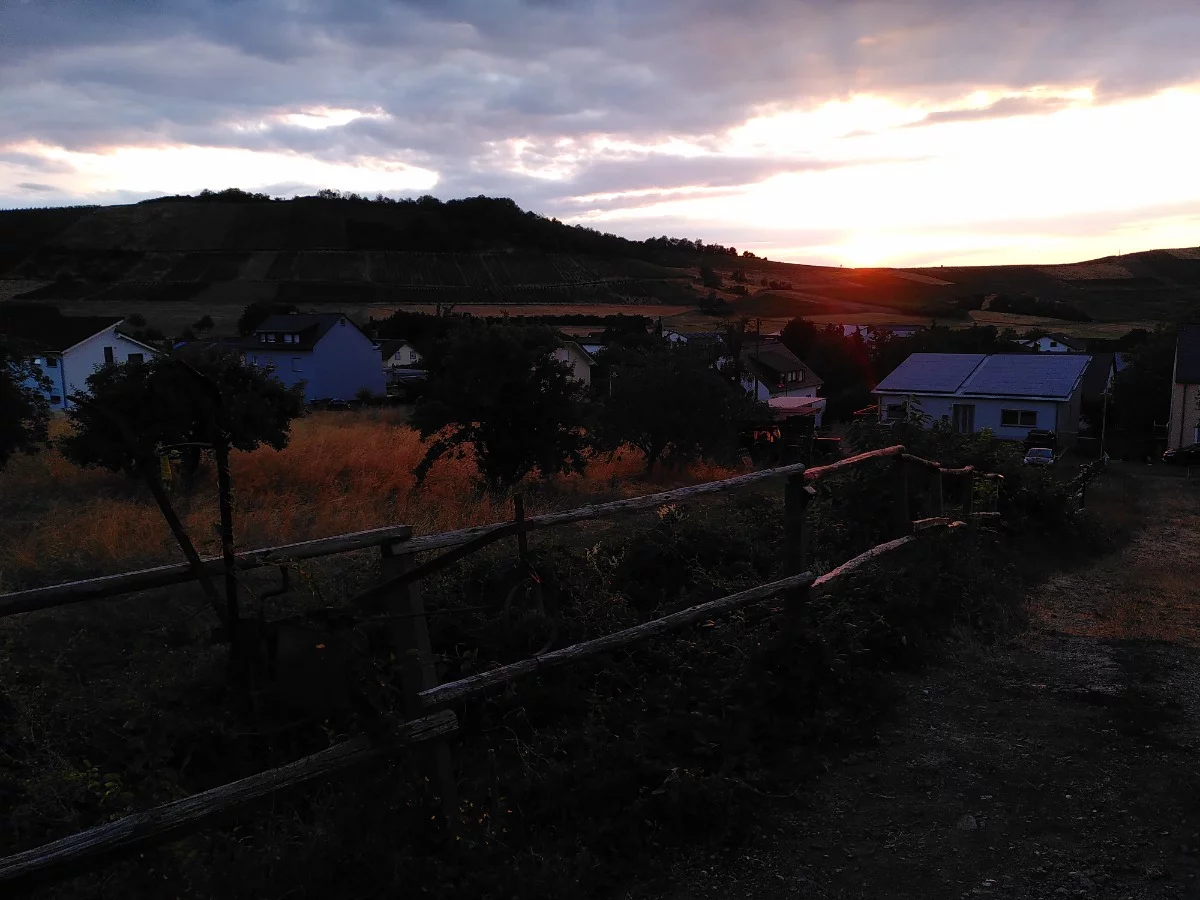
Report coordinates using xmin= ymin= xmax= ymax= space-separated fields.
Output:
xmin=873 ymin=354 xmax=986 ymax=394
xmin=959 ymin=354 xmax=1090 ymax=399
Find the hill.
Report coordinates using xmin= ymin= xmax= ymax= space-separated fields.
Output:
xmin=1 ymin=192 xmax=1198 ymax=328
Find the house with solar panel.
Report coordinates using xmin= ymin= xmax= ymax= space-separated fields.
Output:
xmin=241 ymin=312 xmax=386 ymax=402
xmin=873 ymin=353 xmax=1091 ymax=445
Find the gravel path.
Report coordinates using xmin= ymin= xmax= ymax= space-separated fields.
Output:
xmin=640 ymin=466 xmax=1200 ymax=899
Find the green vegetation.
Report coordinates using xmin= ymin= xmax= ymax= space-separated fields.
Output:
xmin=0 ymin=338 xmax=50 ymax=469
xmin=411 ymin=321 xmax=591 ymax=490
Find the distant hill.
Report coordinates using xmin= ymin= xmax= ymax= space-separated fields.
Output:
xmin=1 ymin=191 xmax=1198 ymax=323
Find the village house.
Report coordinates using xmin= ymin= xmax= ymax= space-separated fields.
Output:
xmin=378 ymin=339 xmax=423 ymax=370
xmin=1017 ymin=333 xmax=1087 ymax=353
xmin=1166 ymin=326 xmax=1200 ymax=449
xmin=242 ymin=312 xmax=386 ymax=402
xmin=873 ymin=352 xmax=1091 ymax=444
xmin=734 ymin=339 xmax=826 ymax=426
xmin=553 ymin=340 xmax=596 ymax=387
xmin=0 ymin=304 xmax=161 ymax=409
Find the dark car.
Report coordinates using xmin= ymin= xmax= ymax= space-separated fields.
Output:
xmin=1022 ymin=447 xmax=1056 ymax=467
xmin=1163 ymin=443 xmax=1200 ymax=465
xmin=1023 ymin=429 xmax=1057 ymax=452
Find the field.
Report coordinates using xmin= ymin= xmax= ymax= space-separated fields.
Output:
xmin=0 ymin=411 xmax=735 ymax=593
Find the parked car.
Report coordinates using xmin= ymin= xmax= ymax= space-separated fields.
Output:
xmin=1162 ymin=444 xmax=1200 ymax=465
xmin=1022 ymin=447 xmax=1056 ymax=467
xmin=1023 ymin=429 xmax=1057 ymax=452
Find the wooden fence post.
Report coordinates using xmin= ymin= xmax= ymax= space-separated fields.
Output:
xmin=931 ymin=468 xmax=945 ymax=517
xmin=963 ymin=471 xmax=975 ymax=517
xmin=513 ymin=494 xmax=529 ymax=562
xmin=379 ymin=538 xmax=459 ymax=829
xmin=782 ymin=473 xmax=815 ymax=634
xmin=891 ymin=456 xmax=912 ymax=537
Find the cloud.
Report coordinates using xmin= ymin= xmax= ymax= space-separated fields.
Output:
xmin=2 ymin=1 xmax=1200 ymax=260
xmin=16 ymin=182 xmax=57 ymax=193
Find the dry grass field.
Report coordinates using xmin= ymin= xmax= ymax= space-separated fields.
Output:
xmin=0 ymin=410 xmax=736 ymax=592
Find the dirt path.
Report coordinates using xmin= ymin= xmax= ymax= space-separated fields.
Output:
xmin=643 ymin=466 xmax=1200 ymax=899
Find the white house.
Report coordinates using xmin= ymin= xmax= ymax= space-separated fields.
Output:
xmin=378 ymin=339 xmax=423 ymax=370
xmin=242 ymin=312 xmax=386 ymax=402
xmin=1017 ymin=333 xmax=1087 ymax=353
xmin=873 ymin=353 xmax=1090 ymax=444
xmin=0 ymin=304 xmax=161 ymax=409
xmin=1167 ymin=326 xmax=1200 ymax=449
xmin=739 ymin=341 xmax=823 ymax=400
xmin=553 ymin=341 xmax=596 ymax=387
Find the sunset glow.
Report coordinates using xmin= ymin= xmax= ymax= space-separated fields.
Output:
xmin=2 ymin=1 xmax=1198 ymax=265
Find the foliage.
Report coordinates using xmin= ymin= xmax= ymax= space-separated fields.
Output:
xmin=0 ymin=338 xmax=51 ymax=470
xmin=193 ymin=314 xmax=215 ymax=332
xmin=699 ymin=265 xmax=722 ymax=288
xmin=59 ymin=349 xmax=305 ymax=481
xmin=594 ymin=344 xmax=765 ymax=470
xmin=411 ymin=322 xmax=590 ymax=490
xmin=237 ymin=301 xmax=299 ymax=336
xmin=1108 ymin=324 xmax=1177 ymax=440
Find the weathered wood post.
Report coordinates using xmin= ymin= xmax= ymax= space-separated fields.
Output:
xmin=963 ymin=471 xmax=975 ymax=517
xmin=513 ymin=494 xmax=529 ymax=562
xmin=379 ymin=538 xmax=459 ymax=828
xmin=891 ymin=456 xmax=912 ymax=537
xmin=930 ymin=468 xmax=945 ymax=517
xmin=782 ymin=471 xmax=814 ymax=634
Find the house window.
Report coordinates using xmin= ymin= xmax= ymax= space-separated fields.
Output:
xmin=127 ymin=353 xmax=144 ymax=364
xmin=291 ymin=358 xmax=302 ymax=372
xmin=266 ymin=333 xmax=276 ymax=343
xmin=103 ymin=346 xmax=115 ymax=365
xmin=50 ymin=395 xmax=61 ymax=404
xmin=885 ymin=403 xmax=907 ymax=422
xmin=33 ymin=357 xmax=45 ymax=366
xmin=1048 ymin=341 xmax=1058 ymax=348
xmin=1000 ymin=409 xmax=1038 ymax=427
xmin=46 ymin=356 xmax=57 ymax=368
xmin=258 ymin=333 xmax=266 ymax=343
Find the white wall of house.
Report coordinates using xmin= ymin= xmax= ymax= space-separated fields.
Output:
xmin=876 ymin=393 xmax=1076 ymax=441
xmin=27 ymin=325 xmax=158 ymax=409
xmin=247 ymin=319 xmax=386 ymax=401
xmin=554 ymin=344 xmax=593 ymax=386
xmin=384 ymin=343 xmax=422 ymax=368
xmin=1019 ymin=336 xmax=1075 ymax=353
xmin=1168 ymin=381 xmax=1200 ymax=449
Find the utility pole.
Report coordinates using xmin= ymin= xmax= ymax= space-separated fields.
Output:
xmin=1099 ymin=376 xmax=1110 ymax=461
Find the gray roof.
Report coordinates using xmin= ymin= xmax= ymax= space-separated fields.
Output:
xmin=876 ymin=352 xmax=1090 ymax=401
xmin=959 ymin=354 xmax=1090 ymax=400
xmin=1175 ymin=326 xmax=1200 ymax=383
xmin=874 ymin=354 xmax=986 ymax=394
xmin=241 ymin=312 xmax=354 ymax=351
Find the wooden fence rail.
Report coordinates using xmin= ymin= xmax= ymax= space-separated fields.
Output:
xmin=0 ymin=443 xmax=1011 ymax=893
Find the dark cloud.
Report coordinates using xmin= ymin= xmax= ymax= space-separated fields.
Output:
xmin=3 ymin=0 xmax=1200 ymax=219
xmin=16 ymin=182 xmax=57 ymax=193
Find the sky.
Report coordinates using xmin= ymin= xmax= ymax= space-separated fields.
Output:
xmin=2 ymin=0 xmax=1200 ymax=267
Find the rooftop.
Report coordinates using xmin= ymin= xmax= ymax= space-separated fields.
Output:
xmin=242 ymin=312 xmax=352 ymax=351
xmin=876 ymin=353 xmax=1090 ymax=401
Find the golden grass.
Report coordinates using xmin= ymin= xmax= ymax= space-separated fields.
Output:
xmin=0 ymin=411 xmax=736 ymax=591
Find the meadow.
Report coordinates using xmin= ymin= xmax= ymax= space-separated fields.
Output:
xmin=0 ymin=410 xmax=736 ymax=592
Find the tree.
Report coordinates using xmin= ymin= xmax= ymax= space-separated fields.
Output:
xmin=193 ymin=314 xmax=215 ymax=332
xmin=411 ymin=323 xmax=589 ymax=490
xmin=0 ymin=339 xmax=51 ymax=470
xmin=60 ymin=348 xmax=305 ymax=485
xmin=596 ymin=344 xmax=764 ymax=471
xmin=1108 ymin=325 xmax=1176 ymax=449
xmin=237 ymin=301 xmax=298 ymax=336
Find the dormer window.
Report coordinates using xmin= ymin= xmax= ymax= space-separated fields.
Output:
xmin=283 ymin=333 xmax=294 ymax=344
xmin=266 ymin=333 xmax=276 ymax=343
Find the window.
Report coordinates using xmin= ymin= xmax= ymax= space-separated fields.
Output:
xmin=1000 ymin=409 xmax=1038 ymax=427
xmin=50 ymin=395 xmax=61 ymax=404
xmin=1048 ymin=340 xmax=1058 ymax=348
xmin=266 ymin=333 xmax=276 ymax=343
xmin=127 ymin=353 xmax=144 ymax=364
xmin=258 ymin=333 xmax=267 ymax=343
xmin=291 ymin=358 xmax=303 ymax=372
xmin=103 ymin=346 xmax=114 ymax=365
xmin=885 ymin=403 xmax=907 ymax=422
xmin=47 ymin=356 xmax=57 ymax=368
xmin=33 ymin=357 xmax=45 ymax=366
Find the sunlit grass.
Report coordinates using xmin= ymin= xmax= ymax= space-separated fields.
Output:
xmin=0 ymin=411 xmax=737 ymax=591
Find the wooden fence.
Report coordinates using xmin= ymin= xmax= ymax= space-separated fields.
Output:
xmin=0 ymin=444 xmax=1008 ymax=892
